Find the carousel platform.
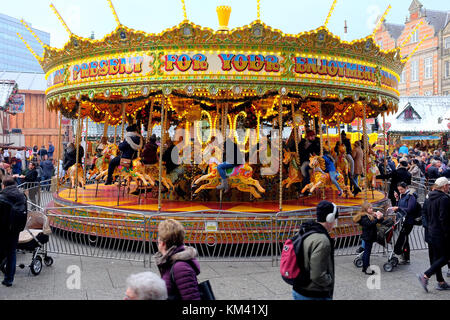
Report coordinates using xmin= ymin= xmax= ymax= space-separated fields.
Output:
xmin=53 ymin=183 xmax=387 ymax=214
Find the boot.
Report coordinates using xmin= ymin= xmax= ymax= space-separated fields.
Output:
xmin=217 ymin=178 xmax=229 ymax=191
xmin=104 ymin=177 xmax=113 ymax=186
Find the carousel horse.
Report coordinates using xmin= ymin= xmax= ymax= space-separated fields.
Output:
xmin=89 ymin=143 xmax=119 ymax=181
xmin=281 ymin=150 xmax=303 ymax=189
xmin=335 ymin=144 xmax=350 ymax=185
xmin=362 ymin=154 xmax=380 ymax=190
xmin=193 ymin=162 xmax=266 ymax=199
xmin=126 ymin=158 xmax=156 ymax=193
xmin=65 ymin=163 xmax=85 ymax=189
xmin=301 ymin=155 xmax=352 ymax=198
xmin=144 ymin=164 xmax=175 ymax=191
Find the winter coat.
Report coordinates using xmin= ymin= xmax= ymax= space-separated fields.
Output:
xmin=142 ymin=141 xmax=158 ymax=165
xmin=298 ymin=138 xmax=321 ymax=164
xmin=155 ymin=245 xmax=201 ymax=300
xmin=424 ymin=190 xmax=450 ymax=242
xmin=421 ymin=196 xmax=431 ymax=244
xmin=119 ymin=132 xmax=143 ymax=160
xmin=409 ymin=165 xmax=422 ymax=180
xmin=387 ymin=167 xmax=412 ymax=199
xmin=0 ymin=185 xmax=27 ymax=234
xmin=40 ymin=160 xmax=54 ymax=178
xmin=342 ymin=137 xmax=352 ymax=155
xmin=293 ymin=221 xmax=334 ymax=299
xmin=63 ymin=145 xmax=84 ymax=171
xmin=47 ymin=144 xmax=55 ymax=158
xmin=427 ymin=166 xmax=441 ymax=181
xmin=352 ymin=147 xmax=364 ymax=175
xmin=397 ymin=191 xmax=418 ymax=226
xmin=355 ymin=214 xmax=384 ymax=243
xmin=24 ymin=168 xmax=38 ymax=183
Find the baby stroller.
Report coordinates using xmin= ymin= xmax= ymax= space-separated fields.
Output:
xmin=353 ymin=211 xmax=401 ymax=272
xmin=16 ymin=211 xmax=53 ymax=275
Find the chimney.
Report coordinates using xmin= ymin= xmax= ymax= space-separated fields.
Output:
xmin=90 ymin=31 xmax=95 ymax=40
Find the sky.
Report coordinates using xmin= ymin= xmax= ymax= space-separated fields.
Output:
xmin=1 ymin=0 xmax=448 ymax=48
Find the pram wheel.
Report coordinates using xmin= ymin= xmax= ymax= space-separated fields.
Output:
xmin=30 ymin=256 xmax=42 ymax=276
xmin=389 ymin=257 xmax=399 ymax=267
xmin=383 ymin=262 xmax=393 ymax=272
xmin=44 ymin=256 xmax=54 ymax=267
xmin=353 ymin=257 xmax=363 ymax=268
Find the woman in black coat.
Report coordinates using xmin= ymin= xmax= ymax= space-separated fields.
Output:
xmin=353 ymin=202 xmax=384 ymax=275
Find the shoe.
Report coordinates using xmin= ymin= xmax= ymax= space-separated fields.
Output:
xmin=362 ymin=269 xmax=375 ymax=275
xmin=353 ymin=187 xmax=361 ymax=197
xmin=104 ymin=179 xmax=113 ymax=186
xmin=399 ymin=259 xmax=410 ymax=265
xmin=1 ymin=280 xmax=12 ymax=287
xmin=417 ymin=274 xmax=429 ymax=293
xmin=436 ymin=282 xmax=450 ymax=291
xmin=217 ymin=179 xmax=229 ymax=191
xmin=356 ymin=247 xmax=364 ymax=254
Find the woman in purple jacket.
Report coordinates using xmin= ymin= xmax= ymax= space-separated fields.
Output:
xmin=154 ymin=219 xmax=201 ymax=300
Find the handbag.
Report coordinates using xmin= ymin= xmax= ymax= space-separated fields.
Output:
xmin=119 ymin=158 xmax=132 ymax=169
xmin=169 ymin=260 xmax=216 ymax=301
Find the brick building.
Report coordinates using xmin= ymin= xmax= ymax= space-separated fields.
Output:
xmin=375 ymin=0 xmax=450 ymax=96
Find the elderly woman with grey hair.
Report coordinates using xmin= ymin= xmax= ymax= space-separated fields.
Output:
xmin=125 ymin=272 xmax=168 ymax=300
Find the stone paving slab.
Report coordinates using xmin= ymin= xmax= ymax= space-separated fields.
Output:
xmin=0 ymin=250 xmax=449 ymax=300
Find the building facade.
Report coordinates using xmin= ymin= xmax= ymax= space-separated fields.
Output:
xmin=375 ymin=0 xmax=449 ymax=96
xmin=0 ymin=13 xmax=50 ymax=73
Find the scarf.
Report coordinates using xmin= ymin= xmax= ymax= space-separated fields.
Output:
xmin=125 ymin=132 xmax=143 ymax=151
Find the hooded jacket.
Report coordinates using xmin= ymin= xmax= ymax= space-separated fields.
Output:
xmin=0 ymin=185 xmax=27 ymax=234
xmin=293 ymin=221 xmax=335 ymax=299
xmin=119 ymin=132 xmax=143 ymax=160
xmin=397 ymin=190 xmax=418 ymax=225
xmin=424 ymin=190 xmax=450 ymax=241
xmin=155 ymin=245 xmax=201 ymax=300
xmin=354 ymin=214 xmax=384 ymax=242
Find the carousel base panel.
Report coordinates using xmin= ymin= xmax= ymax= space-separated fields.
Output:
xmin=48 ymin=184 xmax=388 ymax=245
xmin=54 ymin=184 xmax=386 ymax=213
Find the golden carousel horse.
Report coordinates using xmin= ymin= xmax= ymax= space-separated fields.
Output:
xmin=125 ymin=158 xmax=157 ymax=193
xmin=144 ymin=164 xmax=175 ymax=191
xmin=64 ymin=163 xmax=85 ymax=189
xmin=335 ymin=144 xmax=350 ymax=184
xmin=362 ymin=154 xmax=380 ymax=190
xmin=301 ymin=155 xmax=352 ymax=198
xmin=89 ymin=143 xmax=119 ymax=181
xmin=193 ymin=162 xmax=266 ymax=199
xmin=281 ymin=150 xmax=303 ymax=189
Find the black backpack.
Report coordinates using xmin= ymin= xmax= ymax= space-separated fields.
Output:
xmin=1 ymin=193 xmax=28 ymax=233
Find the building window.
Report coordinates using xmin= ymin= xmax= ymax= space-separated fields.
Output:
xmin=411 ymin=60 xmax=418 ymax=81
xmin=400 ymin=70 xmax=406 ymax=83
xmin=446 ymin=37 xmax=450 ymax=49
xmin=424 ymin=57 xmax=432 ymax=79
xmin=446 ymin=61 xmax=450 ymax=78
xmin=411 ymin=30 xmax=418 ymax=43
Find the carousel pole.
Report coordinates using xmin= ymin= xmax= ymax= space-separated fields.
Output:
xmin=121 ymin=103 xmax=126 ymax=140
xmin=103 ymin=116 xmax=109 ymax=139
xmin=74 ymin=105 xmax=82 ymax=202
xmin=114 ymin=124 xmax=118 ymax=145
xmin=291 ymin=101 xmax=300 ymax=164
xmin=83 ymin=117 xmax=88 ymax=182
xmin=337 ymin=118 xmax=342 ymax=143
xmin=146 ymin=99 xmax=155 ymax=143
xmin=362 ymin=103 xmax=369 ymax=201
xmin=158 ymin=97 xmax=166 ymax=212
xmin=383 ymin=113 xmax=388 ymax=194
xmin=56 ymin=111 xmax=63 ymax=193
xmin=278 ymin=95 xmax=283 ymax=212
xmin=318 ymin=104 xmax=325 ymax=200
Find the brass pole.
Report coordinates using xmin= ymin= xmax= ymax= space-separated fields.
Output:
xmin=337 ymin=118 xmax=342 ymax=143
xmin=383 ymin=113 xmax=388 ymax=195
xmin=146 ymin=99 xmax=155 ymax=143
xmin=158 ymin=97 xmax=165 ymax=212
xmin=74 ymin=105 xmax=82 ymax=202
xmin=103 ymin=116 xmax=109 ymax=138
xmin=319 ymin=104 xmax=325 ymax=200
xmin=56 ymin=111 xmax=63 ymax=193
xmin=362 ymin=103 xmax=369 ymax=201
xmin=114 ymin=125 xmax=118 ymax=145
xmin=291 ymin=101 xmax=300 ymax=164
xmin=279 ymin=95 xmax=283 ymax=212
xmin=83 ymin=117 xmax=88 ymax=183
xmin=121 ymin=103 xmax=126 ymax=141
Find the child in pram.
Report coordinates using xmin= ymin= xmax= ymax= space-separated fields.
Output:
xmin=353 ymin=202 xmax=384 ymax=275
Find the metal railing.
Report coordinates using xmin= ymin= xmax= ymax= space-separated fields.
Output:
xmin=21 ymin=178 xmax=429 ymax=267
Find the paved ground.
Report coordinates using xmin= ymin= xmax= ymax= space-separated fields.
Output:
xmin=0 ymin=250 xmax=449 ymax=300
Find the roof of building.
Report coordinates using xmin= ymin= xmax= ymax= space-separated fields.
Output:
xmin=0 ymin=72 xmax=46 ymax=92
xmin=382 ymin=96 xmax=450 ymax=133
xmin=422 ymin=9 xmax=450 ymax=35
xmin=0 ymin=80 xmax=17 ymax=108
xmin=384 ymin=22 xmax=405 ymax=40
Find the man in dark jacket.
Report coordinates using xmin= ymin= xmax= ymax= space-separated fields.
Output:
xmin=0 ymin=176 xmax=27 ymax=287
xmin=427 ymin=160 xmax=442 ymax=183
xmin=40 ymin=155 xmax=55 ymax=191
xmin=105 ymin=125 xmax=143 ymax=185
xmin=63 ymin=142 xmax=84 ymax=172
xmin=293 ymin=201 xmax=336 ymax=300
xmin=37 ymin=145 xmax=48 ymax=161
xmin=217 ymin=138 xmax=244 ymax=191
xmin=297 ymin=130 xmax=320 ymax=191
xmin=382 ymin=160 xmax=411 ymax=206
xmin=418 ymin=177 xmax=450 ymax=292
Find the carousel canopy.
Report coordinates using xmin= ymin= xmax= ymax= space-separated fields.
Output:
xmin=20 ymin=1 xmax=406 ymax=126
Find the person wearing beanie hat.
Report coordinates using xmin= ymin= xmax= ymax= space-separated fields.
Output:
xmin=105 ymin=124 xmax=143 ymax=185
xmin=297 ymin=130 xmax=321 ymax=194
xmin=292 ymin=201 xmax=336 ymax=300
xmin=418 ymin=176 xmax=450 ymax=292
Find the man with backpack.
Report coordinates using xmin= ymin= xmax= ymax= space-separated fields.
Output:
xmin=282 ymin=201 xmax=337 ymax=300
xmin=0 ymin=176 xmax=28 ymax=287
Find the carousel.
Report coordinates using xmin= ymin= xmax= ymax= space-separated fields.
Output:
xmin=20 ymin=1 xmax=406 ymax=243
